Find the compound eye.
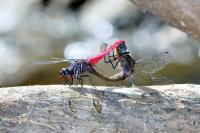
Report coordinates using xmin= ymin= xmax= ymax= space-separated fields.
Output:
xmin=59 ymin=71 xmax=63 ymax=76
xmin=59 ymin=68 xmax=65 ymax=75
xmin=62 ymin=68 xmax=66 ymax=71
xmin=63 ymin=69 xmax=68 ymax=75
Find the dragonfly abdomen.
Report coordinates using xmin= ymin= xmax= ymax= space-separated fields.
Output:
xmin=91 ymin=68 xmax=126 ymax=82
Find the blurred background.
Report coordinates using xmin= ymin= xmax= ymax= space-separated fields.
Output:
xmin=0 ymin=0 xmax=200 ymax=87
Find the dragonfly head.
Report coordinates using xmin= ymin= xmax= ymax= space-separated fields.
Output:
xmin=117 ymin=43 xmax=128 ymax=55
xmin=59 ymin=68 xmax=71 ymax=79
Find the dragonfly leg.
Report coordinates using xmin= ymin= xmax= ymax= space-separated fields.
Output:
xmin=104 ymin=55 xmax=118 ymax=63
xmin=69 ymin=77 xmax=74 ymax=88
xmin=79 ymin=75 xmax=90 ymax=88
xmin=73 ymin=63 xmax=81 ymax=87
xmin=76 ymin=75 xmax=84 ymax=89
xmin=128 ymin=75 xmax=136 ymax=87
xmin=62 ymin=80 xmax=69 ymax=86
xmin=112 ymin=58 xmax=120 ymax=69
xmin=103 ymin=44 xmax=118 ymax=63
xmin=104 ymin=54 xmax=120 ymax=69
xmin=111 ymin=48 xmax=119 ymax=60
xmin=103 ymin=44 xmax=120 ymax=69
xmin=78 ymin=78 xmax=83 ymax=88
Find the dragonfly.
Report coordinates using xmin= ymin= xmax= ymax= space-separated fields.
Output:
xmin=34 ymin=40 xmax=130 ymax=87
xmin=35 ymin=40 xmax=172 ymax=87
xmin=102 ymin=41 xmax=173 ymax=85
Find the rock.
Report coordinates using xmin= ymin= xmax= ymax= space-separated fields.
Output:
xmin=130 ymin=0 xmax=200 ymax=40
xmin=0 ymin=84 xmax=199 ymax=132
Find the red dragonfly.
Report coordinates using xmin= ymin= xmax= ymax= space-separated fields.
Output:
xmin=35 ymin=40 xmax=128 ymax=87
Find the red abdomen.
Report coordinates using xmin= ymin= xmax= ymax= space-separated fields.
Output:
xmin=87 ymin=40 xmax=125 ymax=65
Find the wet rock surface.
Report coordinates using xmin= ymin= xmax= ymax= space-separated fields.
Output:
xmin=0 ymin=84 xmax=199 ymax=132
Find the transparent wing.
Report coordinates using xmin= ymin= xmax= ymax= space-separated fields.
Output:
xmin=135 ymin=52 xmax=172 ymax=73
xmin=33 ymin=60 xmax=69 ymax=65
xmin=132 ymin=71 xmax=173 ymax=85
xmin=33 ymin=57 xmax=77 ymax=65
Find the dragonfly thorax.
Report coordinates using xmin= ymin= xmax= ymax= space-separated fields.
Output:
xmin=120 ymin=54 xmax=135 ymax=76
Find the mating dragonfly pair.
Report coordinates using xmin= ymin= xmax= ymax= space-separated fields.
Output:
xmin=36 ymin=40 xmax=172 ymax=87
